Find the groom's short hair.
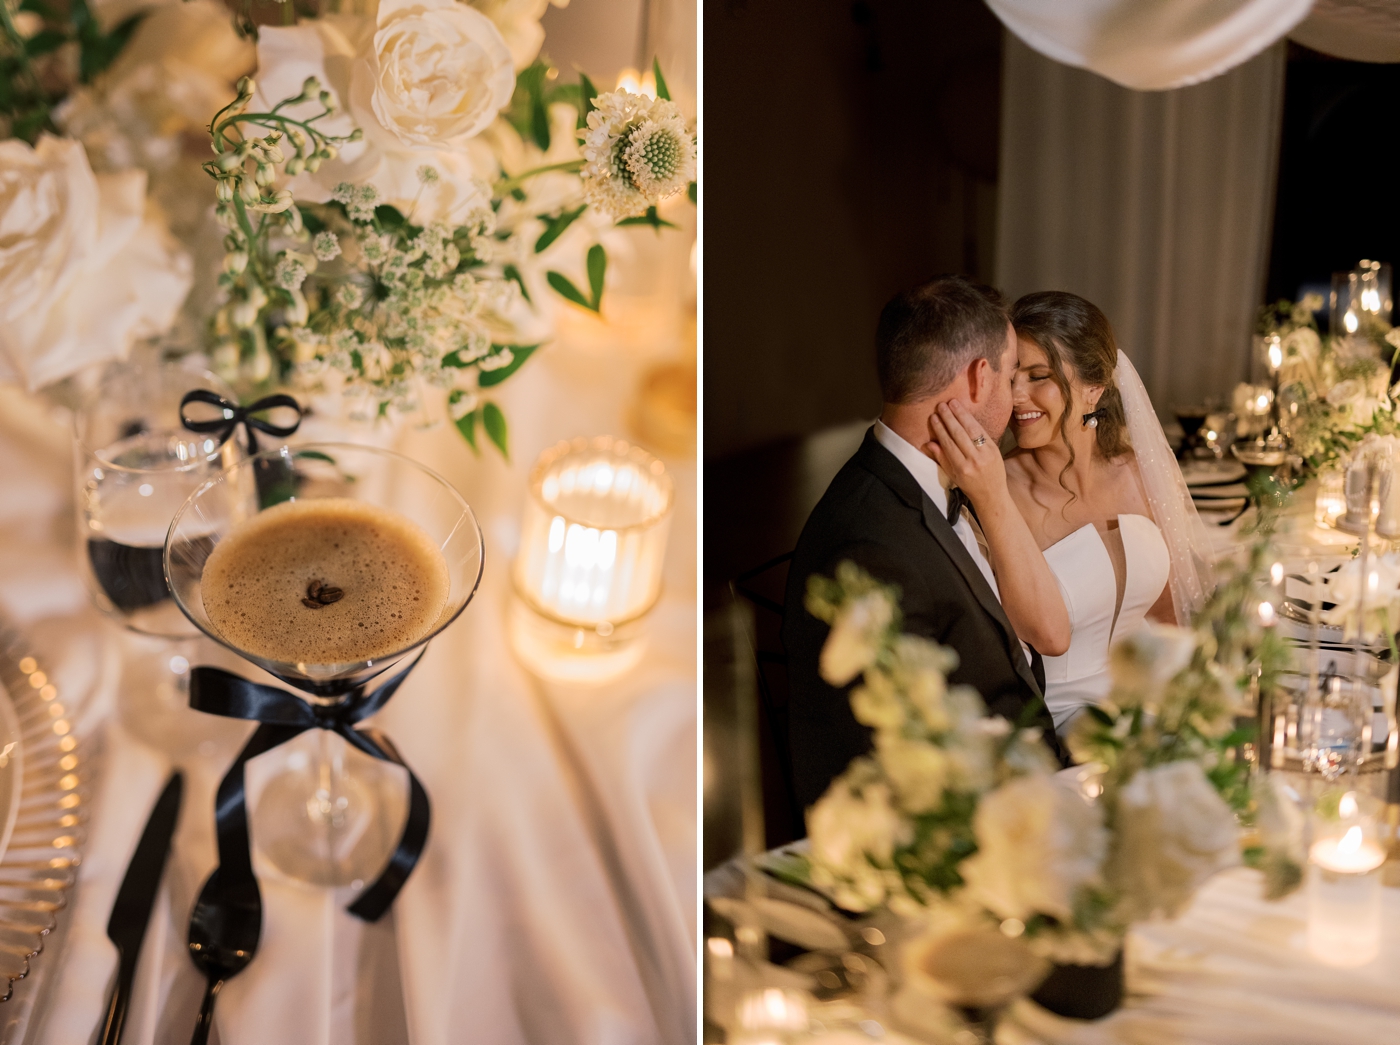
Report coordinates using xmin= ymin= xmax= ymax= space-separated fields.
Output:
xmin=875 ymin=276 xmax=1010 ymax=404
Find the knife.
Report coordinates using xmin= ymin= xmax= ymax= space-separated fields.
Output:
xmin=96 ymin=772 xmax=184 ymax=1045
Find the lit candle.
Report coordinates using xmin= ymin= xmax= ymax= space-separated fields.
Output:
xmin=736 ymin=988 xmax=809 ymax=1034
xmin=1258 ymin=600 xmax=1276 ymax=627
xmin=509 ymin=437 xmax=673 ymax=682
xmin=1307 ymin=794 xmax=1386 ymax=967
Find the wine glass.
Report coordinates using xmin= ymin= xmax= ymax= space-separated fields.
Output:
xmin=75 ymin=359 xmax=241 ymax=637
xmin=164 ymin=443 xmax=484 ymax=886
xmin=75 ymin=359 xmax=247 ymax=755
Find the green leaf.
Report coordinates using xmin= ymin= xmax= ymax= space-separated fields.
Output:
xmin=298 ymin=205 xmax=327 ymax=235
xmin=652 ymin=58 xmax=671 ymax=101
xmin=616 ymin=206 xmax=679 ymax=230
xmin=688 ymin=180 xmax=697 ymax=205
xmin=546 ymin=271 xmax=597 ymax=312
xmin=482 ymin=401 xmax=508 ymax=459
xmin=478 ymin=344 xmax=542 ymax=387
xmin=531 ymin=94 xmax=550 ymax=151
xmin=24 ymin=29 xmax=67 ymax=57
xmin=586 ymin=243 xmax=606 ymax=308
xmin=294 ymin=450 xmax=337 ymax=464
xmin=502 ymin=263 xmax=532 ymax=304
xmin=1086 ymin=706 xmax=1115 ymax=727
xmin=534 ymin=205 xmax=586 ymax=253
xmin=374 ymin=204 xmax=406 ymax=229
xmin=454 ymin=409 xmax=480 ymax=454
xmin=577 ymin=72 xmax=598 ymax=129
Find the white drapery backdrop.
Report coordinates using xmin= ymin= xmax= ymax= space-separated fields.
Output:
xmin=994 ymin=33 xmax=1287 ymax=416
xmin=983 ymin=0 xmax=1400 ymax=92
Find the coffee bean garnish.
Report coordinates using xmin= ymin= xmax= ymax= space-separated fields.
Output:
xmin=302 ymin=579 xmax=344 ymax=609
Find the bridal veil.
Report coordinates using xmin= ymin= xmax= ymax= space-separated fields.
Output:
xmin=1115 ymin=350 xmax=1215 ymax=623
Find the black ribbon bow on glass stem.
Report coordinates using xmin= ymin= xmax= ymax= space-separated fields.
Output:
xmin=180 ymin=389 xmax=303 ymax=456
xmin=189 ymin=653 xmax=430 ymax=922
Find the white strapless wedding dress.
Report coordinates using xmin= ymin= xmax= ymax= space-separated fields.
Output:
xmin=1041 ymin=514 xmax=1171 ymax=734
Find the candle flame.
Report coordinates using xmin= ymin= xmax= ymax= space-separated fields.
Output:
xmin=1268 ymin=341 xmax=1283 ymax=371
xmin=1271 ymin=562 xmax=1284 ymax=585
xmin=1255 ymin=393 xmax=1270 ymax=412
xmin=1340 ymin=792 xmax=1359 ymax=819
xmin=1258 ymin=601 xmax=1275 ymax=626
xmin=1339 ymin=825 xmax=1363 ymax=855
xmin=615 ymin=67 xmax=657 ymax=98
xmin=707 ymin=937 xmax=733 ymax=959
xmin=1345 ymin=310 xmax=1359 ymax=334
xmin=1369 ymin=570 xmax=1380 ymax=593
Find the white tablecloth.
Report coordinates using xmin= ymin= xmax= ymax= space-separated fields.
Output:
xmin=1005 ymin=867 xmax=1400 ymax=1045
xmin=0 ymin=337 xmax=696 ymax=1044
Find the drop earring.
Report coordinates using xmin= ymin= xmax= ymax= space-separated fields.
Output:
xmin=1081 ymin=408 xmax=1105 ymax=428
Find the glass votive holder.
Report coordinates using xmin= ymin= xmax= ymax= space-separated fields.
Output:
xmin=1315 ymin=469 xmax=1346 ymax=528
xmin=509 ymin=436 xmax=674 ymax=683
xmin=1307 ymin=789 xmax=1386 ymax=967
xmin=732 ymin=987 xmax=811 ymax=1044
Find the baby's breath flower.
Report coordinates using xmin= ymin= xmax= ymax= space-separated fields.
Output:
xmin=417 ymin=165 xmax=440 ymax=184
xmin=274 ymin=255 xmax=308 ymax=291
xmin=336 ymin=283 xmax=364 ymax=309
xmin=313 ymin=231 xmax=342 ymax=262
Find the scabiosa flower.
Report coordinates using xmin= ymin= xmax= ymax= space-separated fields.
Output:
xmin=582 ymin=90 xmax=696 ymax=219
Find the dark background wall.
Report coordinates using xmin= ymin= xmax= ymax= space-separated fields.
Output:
xmin=1265 ymin=44 xmax=1400 ymax=319
xmin=703 ymin=0 xmax=1003 ymax=459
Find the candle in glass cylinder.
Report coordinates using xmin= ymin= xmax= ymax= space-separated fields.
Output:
xmin=510 ymin=437 xmax=673 ymax=682
xmin=1308 ymin=793 xmax=1386 ymax=967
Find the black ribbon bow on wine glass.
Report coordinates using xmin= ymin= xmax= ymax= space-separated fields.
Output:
xmin=179 ymin=389 xmax=303 ymax=456
xmin=189 ymin=653 xmax=431 ymax=922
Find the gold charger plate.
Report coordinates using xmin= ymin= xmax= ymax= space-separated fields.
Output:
xmin=0 ymin=616 xmax=90 ymax=1008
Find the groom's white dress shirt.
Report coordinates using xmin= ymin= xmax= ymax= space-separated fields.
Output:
xmin=873 ymin=420 xmax=999 ymax=597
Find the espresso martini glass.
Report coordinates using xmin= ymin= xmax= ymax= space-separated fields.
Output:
xmin=164 ymin=443 xmax=483 ymax=886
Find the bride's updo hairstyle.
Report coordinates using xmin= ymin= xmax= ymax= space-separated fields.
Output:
xmin=1010 ymin=291 xmax=1130 ymax=465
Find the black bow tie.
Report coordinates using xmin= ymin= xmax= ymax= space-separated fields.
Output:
xmin=946 ymin=487 xmax=977 ymax=526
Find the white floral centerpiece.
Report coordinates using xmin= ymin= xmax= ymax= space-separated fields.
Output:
xmin=788 ymin=537 xmax=1295 ymax=1012
xmin=1 ymin=0 xmax=697 ymax=459
xmin=1249 ymin=297 xmax=1400 ymax=474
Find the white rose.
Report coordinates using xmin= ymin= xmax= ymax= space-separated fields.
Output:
xmin=960 ymin=775 xmax=1107 ymax=924
xmin=1108 ymin=622 xmax=1196 ymax=707
xmin=1110 ymin=761 xmax=1239 ymax=921
xmin=1327 ymin=378 xmax=1365 ymax=409
xmin=877 ymin=737 xmax=949 ymax=815
xmin=253 ymin=17 xmax=500 ymax=226
xmin=369 ymin=0 xmax=514 ymax=148
xmin=807 ymin=763 xmax=911 ymax=911
xmin=466 ymin=0 xmax=568 ymax=70
xmin=819 ymin=590 xmax=893 ymax=687
xmin=1322 ymin=552 xmax=1400 ymax=640
xmin=0 ymin=136 xmax=191 ymax=390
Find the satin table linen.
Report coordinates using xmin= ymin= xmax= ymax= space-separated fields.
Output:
xmin=0 ymin=338 xmax=697 ymax=1045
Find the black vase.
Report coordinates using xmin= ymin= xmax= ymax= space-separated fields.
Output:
xmin=1030 ymin=949 xmax=1124 ymax=1020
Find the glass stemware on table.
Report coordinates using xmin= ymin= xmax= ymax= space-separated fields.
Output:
xmin=73 ymin=359 xmax=251 ymax=754
xmin=165 ymin=443 xmax=483 ymax=887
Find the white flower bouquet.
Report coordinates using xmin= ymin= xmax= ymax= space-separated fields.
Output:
xmin=791 ymin=539 xmax=1294 ymax=980
xmin=1 ymin=0 xmax=697 ymax=458
xmin=1250 ymin=297 xmax=1400 ymax=473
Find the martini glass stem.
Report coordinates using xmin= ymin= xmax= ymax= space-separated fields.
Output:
xmin=309 ymin=728 xmax=351 ymax=880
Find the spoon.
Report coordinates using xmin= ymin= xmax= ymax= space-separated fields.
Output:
xmin=187 ymin=868 xmax=261 ymax=1044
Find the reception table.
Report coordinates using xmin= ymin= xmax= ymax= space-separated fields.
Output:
xmin=0 ymin=336 xmax=696 ymax=1044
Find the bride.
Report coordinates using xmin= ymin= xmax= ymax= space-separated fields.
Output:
xmin=926 ymin=291 xmax=1213 ymax=733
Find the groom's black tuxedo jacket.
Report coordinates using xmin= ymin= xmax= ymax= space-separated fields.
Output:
xmin=782 ymin=427 xmax=1066 ymax=813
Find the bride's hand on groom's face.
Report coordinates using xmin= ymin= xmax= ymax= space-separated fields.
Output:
xmin=925 ymin=400 xmax=1007 ymax=507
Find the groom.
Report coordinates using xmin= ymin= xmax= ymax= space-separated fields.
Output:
xmin=783 ymin=275 xmax=1065 ymax=813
